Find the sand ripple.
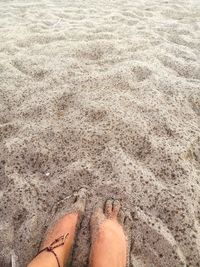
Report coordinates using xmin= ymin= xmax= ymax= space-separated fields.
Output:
xmin=0 ymin=0 xmax=200 ymax=266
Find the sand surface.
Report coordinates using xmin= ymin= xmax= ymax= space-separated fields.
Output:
xmin=0 ymin=0 xmax=200 ymax=266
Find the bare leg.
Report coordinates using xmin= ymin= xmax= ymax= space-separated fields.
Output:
xmin=89 ymin=199 xmax=128 ymax=267
xmin=27 ymin=189 xmax=86 ymax=267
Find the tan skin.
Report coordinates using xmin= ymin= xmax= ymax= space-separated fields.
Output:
xmin=27 ymin=199 xmax=127 ymax=267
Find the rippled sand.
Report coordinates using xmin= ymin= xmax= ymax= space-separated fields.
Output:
xmin=0 ymin=0 xmax=200 ymax=266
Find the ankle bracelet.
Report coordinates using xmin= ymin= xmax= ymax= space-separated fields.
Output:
xmin=35 ymin=233 xmax=69 ymax=267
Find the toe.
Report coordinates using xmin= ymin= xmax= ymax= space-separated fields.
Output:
xmin=112 ymin=200 xmax=121 ymax=217
xmin=124 ymin=212 xmax=133 ymax=232
xmin=76 ymin=187 xmax=87 ymax=199
xmin=91 ymin=203 xmax=104 ymax=220
xmin=104 ymin=199 xmax=113 ymax=218
xmin=94 ymin=204 xmax=104 ymax=216
xmin=91 ymin=203 xmax=104 ymax=228
xmin=118 ymin=209 xmax=125 ymax=224
xmin=73 ymin=188 xmax=87 ymax=214
xmin=75 ymin=188 xmax=87 ymax=202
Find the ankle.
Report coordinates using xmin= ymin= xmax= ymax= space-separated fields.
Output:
xmin=27 ymin=249 xmax=64 ymax=267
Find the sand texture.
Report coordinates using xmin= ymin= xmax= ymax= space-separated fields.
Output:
xmin=0 ymin=0 xmax=200 ymax=266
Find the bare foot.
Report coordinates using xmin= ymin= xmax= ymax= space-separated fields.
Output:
xmin=89 ymin=199 xmax=130 ymax=267
xmin=28 ymin=188 xmax=87 ymax=267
